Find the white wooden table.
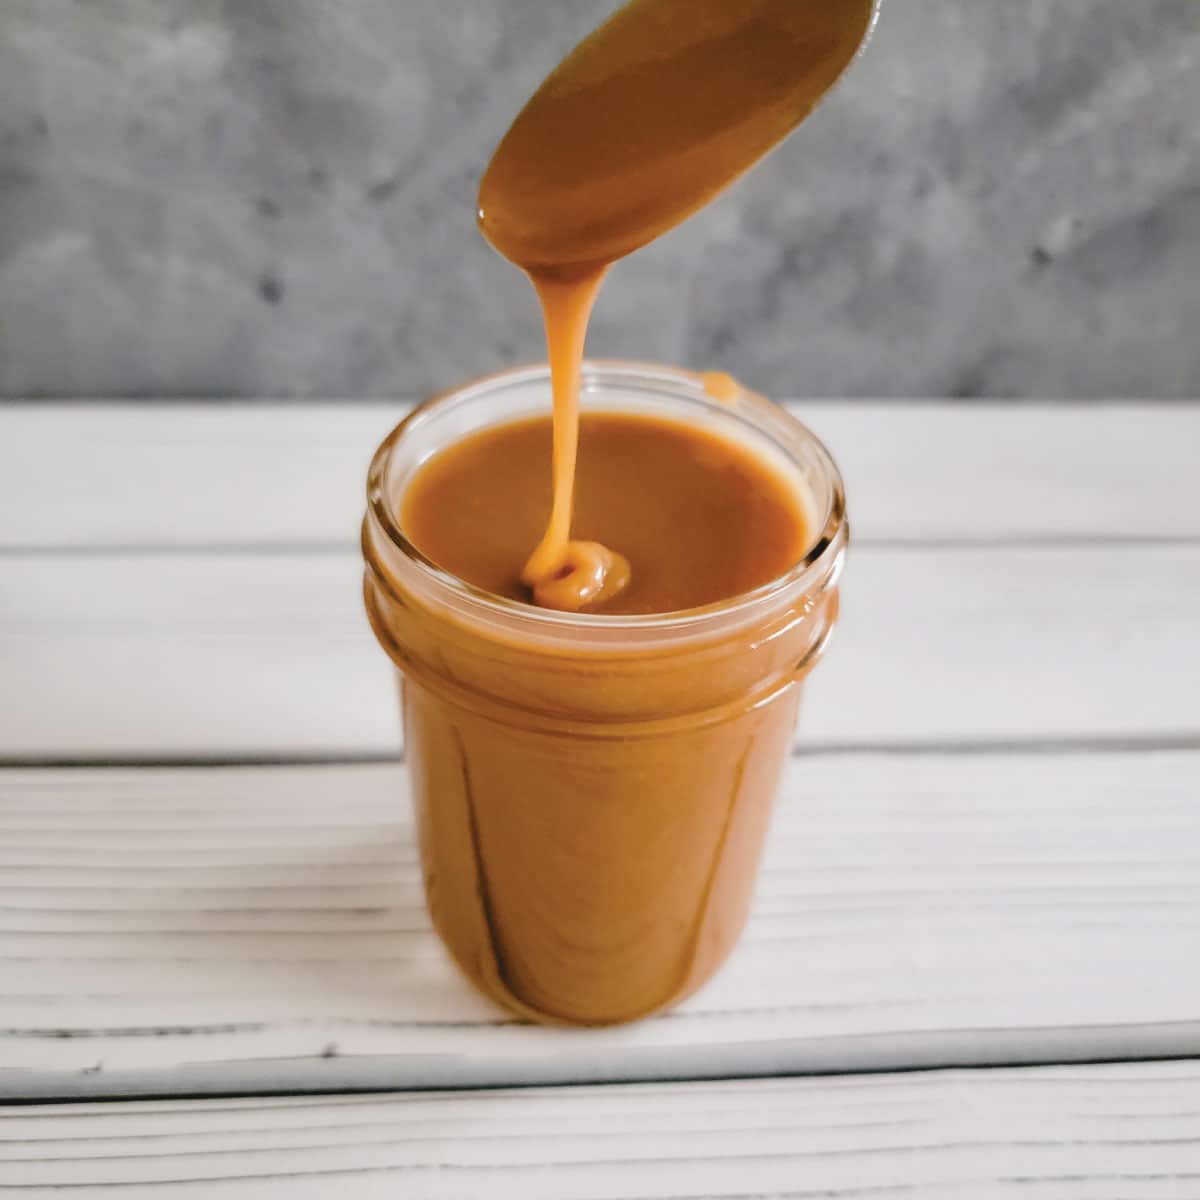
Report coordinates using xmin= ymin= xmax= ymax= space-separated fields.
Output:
xmin=1 ymin=400 xmax=1198 ymax=1195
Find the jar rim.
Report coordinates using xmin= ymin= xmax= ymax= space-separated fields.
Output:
xmin=364 ymin=360 xmax=848 ymax=643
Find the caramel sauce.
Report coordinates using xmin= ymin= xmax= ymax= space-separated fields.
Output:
xmin=402 ymin=411 xmax=812 ymax=615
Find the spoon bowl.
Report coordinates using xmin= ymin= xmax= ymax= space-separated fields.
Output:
xmin=478 ymin=0 xmax=880 ymax=273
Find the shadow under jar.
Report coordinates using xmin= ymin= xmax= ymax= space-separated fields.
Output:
xmin=362 ymin=363 xmax=847 ymax=1026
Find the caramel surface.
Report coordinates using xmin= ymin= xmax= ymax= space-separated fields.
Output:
xmin=402 ymin=411 xmax=812 ymax=615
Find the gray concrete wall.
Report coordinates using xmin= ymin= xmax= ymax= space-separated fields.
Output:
xmin=0 ymin=0 xmax=1196 ymax=400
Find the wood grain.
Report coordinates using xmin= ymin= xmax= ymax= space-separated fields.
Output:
xmin=1 ymin=752 xmax=1197 ymax=1089
xmin=2 ymin=402 xmax=1197 ymax=549
xmin=2 ymin=1061 xmax=1199 ymax=1196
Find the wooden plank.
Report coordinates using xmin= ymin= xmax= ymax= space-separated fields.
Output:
xmin=2 ymin=545 xmax=1197 ymax=757
xmin=0 ymin=404 xmax=396 ymax=552
xmin=2 ymin=1062 xmax=1200 ymax=1195
xmin=2 ymin=403 xmax=1197 ymax=549
xmin=1 ymin=752 xmax=1197 ymax=1089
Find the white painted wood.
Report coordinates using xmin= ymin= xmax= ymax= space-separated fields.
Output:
xmin=2 ymin=545 xmax=1197 ymax=756
xmin=2 ymin=1062 xmax=1199 ymax=1196
xmin=1 ymin=753 xmax=1197 ymax=1087
xmin=2 ymin=402 xmax=1197 ymax=549
xmin=0 ymin=404 xmax=397 ymax=551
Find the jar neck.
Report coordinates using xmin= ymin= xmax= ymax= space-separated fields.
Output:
xmin=364 ymin=361 xmax=848 ymax=653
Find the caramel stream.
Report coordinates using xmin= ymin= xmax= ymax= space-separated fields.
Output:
xmin=478 ymin=0 xmax=875 ymax=610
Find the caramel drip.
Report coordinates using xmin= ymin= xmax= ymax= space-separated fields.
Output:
xmin=478 ymin=0 xmax=875 ymax=610
xmin=519 ymin=267 xmax=608 ymax=595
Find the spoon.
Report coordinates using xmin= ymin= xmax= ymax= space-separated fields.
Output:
xmin=479 ymin=0 xmax=880 ymax=275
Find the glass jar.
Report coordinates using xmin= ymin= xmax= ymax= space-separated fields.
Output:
xmin=362 ymin=362 xmax=847 ymax=1025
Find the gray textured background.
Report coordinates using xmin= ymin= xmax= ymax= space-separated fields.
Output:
xmin=0 ymin=0 xmax=1197 ymax=401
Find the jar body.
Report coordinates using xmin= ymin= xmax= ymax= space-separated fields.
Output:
xmin=362 ymin=363 xmax=846 ymax=1025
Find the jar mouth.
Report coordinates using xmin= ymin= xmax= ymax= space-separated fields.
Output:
xmin=365 ymin=360 xmax=848 ymax=639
